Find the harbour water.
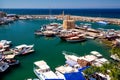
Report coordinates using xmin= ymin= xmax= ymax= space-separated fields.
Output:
xmin=0 ymin=19 xmax=120 ymax=80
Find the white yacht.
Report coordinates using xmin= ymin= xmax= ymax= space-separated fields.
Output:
xmin=0 ymin=61 xmax=9 ymax=72
xmin=12 ymin=44 xmax=34 ymax=55
xmin=33 ymin=60 xmax=65 ymax=80
xmin=0 ymin=40 xmax=11 ymax=45
xmin=62 ymin=51 xmax=79 ymax=62
xmin=0 ymin=40 xmax=11 ymax=48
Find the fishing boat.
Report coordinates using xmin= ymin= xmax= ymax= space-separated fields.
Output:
xmin=58 ymin=32 xmax=80 ymax=40
xmin=0 ymin=61 xmax=9 ymax=72
xmin=12 ymin=44 xmax=34 ymax=55
xmin=65 ymin=34 xmax=86 ymax=43
xmin=33 ymin=60 xmax=64 ymax=80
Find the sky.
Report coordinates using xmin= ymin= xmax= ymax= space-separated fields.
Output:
xmin=0 ymin=0 xmax=120 ymax=9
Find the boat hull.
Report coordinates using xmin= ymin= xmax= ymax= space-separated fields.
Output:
xmin=66 ymin=38 xmax=86 ymax=43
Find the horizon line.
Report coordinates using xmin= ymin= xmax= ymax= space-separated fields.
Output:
xmin=0 ymin=8 xmax=120 ymax=9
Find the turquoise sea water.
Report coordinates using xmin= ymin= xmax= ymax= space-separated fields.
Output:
xmin=0 ymin=19 xmax=120 ymax=80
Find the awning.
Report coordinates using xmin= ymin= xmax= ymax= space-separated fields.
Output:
xmin=64 ymin=71 xmax=85 ymax=80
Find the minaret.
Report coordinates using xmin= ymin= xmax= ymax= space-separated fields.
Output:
xmin=62 ymin=11 xmax=64 ymax=18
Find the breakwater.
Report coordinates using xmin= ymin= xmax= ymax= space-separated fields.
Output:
xmin=19 ymin=15 xmax=120 ymax=26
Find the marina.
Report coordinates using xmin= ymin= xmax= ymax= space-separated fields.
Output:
xmin=0 ymin=18 xmax=120 ymax=80
xmin=0 ymin=7 xmax=120 ymax=80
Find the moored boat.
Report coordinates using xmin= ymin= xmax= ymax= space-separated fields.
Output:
xmin=0 ymin=40 xmax=11 ymax=45
xmin=33 ymin=60 xmax=65 ymax=80
xmin=0 ymin=40 xmax=12 ymax=49
xmin=65 ymin=35 xmax=86 ymax=43
xmin=58 ymin=32 xmax=80 ymax=40
xmin=12 ymin=44 xmax=34 ymax=55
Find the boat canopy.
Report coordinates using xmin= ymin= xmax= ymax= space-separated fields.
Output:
xmin=34 ymin=60 xmax=50 ymax=69
xmin=5 ymin=54 xmax=15 ymax=59
xmin=64 ymin=71 xmax=85 ymax=80
xmin=55 ymin=66 xmax=73 ymax=74
xmin=79 ymin=55 xmax=97 ymax=62
xmin=42 ymin=71 xmax=59 ymax=79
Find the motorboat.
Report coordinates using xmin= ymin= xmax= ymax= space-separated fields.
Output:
xmin=33 ymin=60 xmax=64 ymax=80
xmin=12 ymin=44 xmax=34 ymax=55
xmin=62 ymin=51 xmax=79 ymax=62
xmin=0 ymin=40 xmax=11 ymax=45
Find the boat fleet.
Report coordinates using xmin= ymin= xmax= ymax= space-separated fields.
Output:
xmin=0 ymin=40 xmax=34 ymax=73
xmin=33 ymin=51 xmax=110 ymax=80
xmin=34 ymin=23 xmax=100 ymax=43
